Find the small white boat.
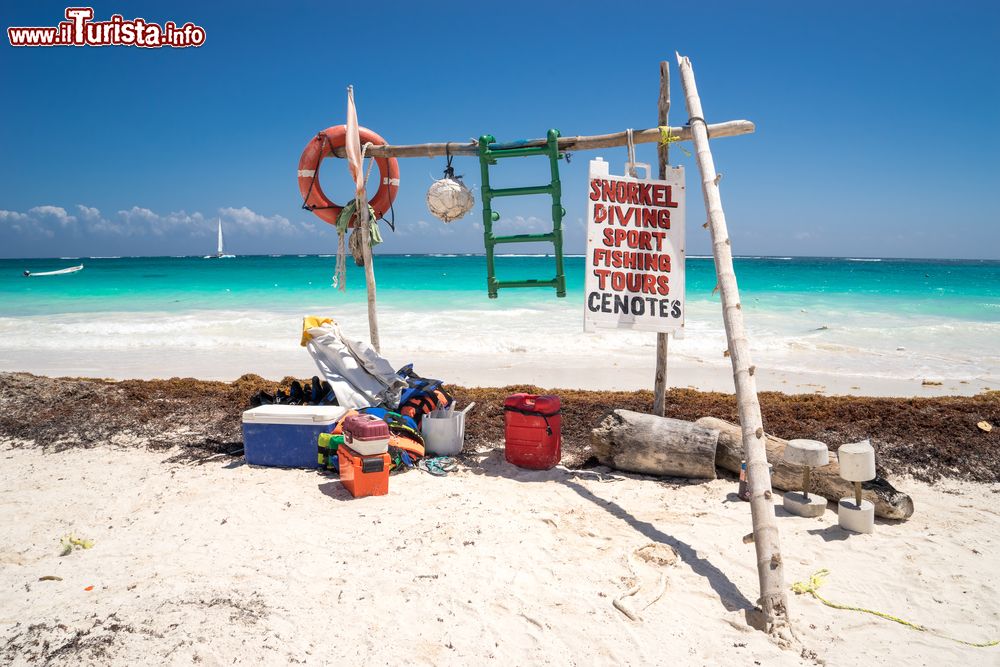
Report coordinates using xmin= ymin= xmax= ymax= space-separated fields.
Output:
xmin=204 ymin=218 xmax=235 ymax=259
xmin=24 ymin=264 xmax=84 ymax=277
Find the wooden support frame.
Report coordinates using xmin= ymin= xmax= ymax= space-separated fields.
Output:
xmin=330 ymin=62 xmax=781 ymax=639
xmin=324 ymin=120 xmax=755 ymax=159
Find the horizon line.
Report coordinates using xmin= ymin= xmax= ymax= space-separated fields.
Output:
xmin=3 ymin=253 xmax=999 ymax=263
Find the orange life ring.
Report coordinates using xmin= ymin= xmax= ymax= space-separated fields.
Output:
xmin=297 ymin=125 xmax=400 ymax=226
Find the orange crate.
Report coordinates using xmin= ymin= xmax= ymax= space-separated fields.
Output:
xmin=338 ymin=445 xmax=390 ymax=498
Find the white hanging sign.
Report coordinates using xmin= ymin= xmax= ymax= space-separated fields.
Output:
xmin=583 ymin=158 xmax=686 ymax=333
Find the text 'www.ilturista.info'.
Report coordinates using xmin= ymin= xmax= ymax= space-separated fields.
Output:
xmin=7 ymin=7 xmax=205 ymax=48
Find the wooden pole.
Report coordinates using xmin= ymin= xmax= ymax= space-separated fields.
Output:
xmin=324 ymin=120 xmax=755 ymax=159
xmin=357 ymin=190 xmax=380 ymax=353
xmin=675 ymin=53 xmax=790 ymax=633
xmin=347 ymin=85 xmax=381 ymax=353
xmin=653 ymin=61 xmax=670 ymax=417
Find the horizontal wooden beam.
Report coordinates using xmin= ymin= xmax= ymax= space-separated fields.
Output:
xmin=325 ymin=119 xmax=755 ymax=159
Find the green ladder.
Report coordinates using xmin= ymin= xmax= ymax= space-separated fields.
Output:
xmin=478 ymin=129 xmax=567 ymax=298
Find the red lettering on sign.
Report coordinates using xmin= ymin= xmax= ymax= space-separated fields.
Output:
xmin=638 ymin=183 xmax=652 ymax=205
xmin=590 ymin=179 xmax=678 ymax=207
xmin=658 ymin=275 xmax=670 ymax=295
xmin=590 ymin=249 xmax=672 ymax=272
xmin=589 ymin=179 xmax=602 ymax=201
xmin=602 ymin=180 xmax=615 ymax=202
xmin=598 ymin=272 xmax=673 ymax=296
xmin=664 ymin=185 xmax=678 ymax=207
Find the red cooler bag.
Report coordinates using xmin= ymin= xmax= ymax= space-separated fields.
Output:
xmin=503 ymin=393 xmax=561 ymax=470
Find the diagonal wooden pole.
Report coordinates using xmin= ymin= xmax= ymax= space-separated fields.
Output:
xmin=675 ymin=52 xmax=791 ymax=633
xmin=653 ymin=61 xmax=670 ymax=417
xmin=357 ymin=178 xmax=380 ymax=353
xmin=346 ymin=85 xmax=381 ymax=353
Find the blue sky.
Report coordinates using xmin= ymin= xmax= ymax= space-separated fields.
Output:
xmin=1 ymin=0 xmax=998 ymax=259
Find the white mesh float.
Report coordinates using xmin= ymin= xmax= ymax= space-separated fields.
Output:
xmin=426 ymin=154 xmax=475 ymax=223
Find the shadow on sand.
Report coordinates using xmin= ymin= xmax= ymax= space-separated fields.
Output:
xmin=464 ymin=448 xmax=757 ymax=614
xmin=317 ymin=478 xmax=354 ymax=502
xmin=560 ymin=479 xmax=756 ymax=614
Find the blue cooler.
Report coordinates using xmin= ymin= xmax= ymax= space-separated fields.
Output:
xmin=242 ymin=405 xmax=347 ymax=468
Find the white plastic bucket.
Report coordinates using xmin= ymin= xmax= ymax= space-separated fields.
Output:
xmin=422 ymin=412 xmax=466 ymax=456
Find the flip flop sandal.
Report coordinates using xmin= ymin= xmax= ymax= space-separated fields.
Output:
xmin=432 ymin=457 xmax=458 ymax=472
xmin=418 ymin=459 xmax=448 ymax=477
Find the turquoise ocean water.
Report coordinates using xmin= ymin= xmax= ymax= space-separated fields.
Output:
xmin=3 ymin=255 xmax=998 ymax=319
xmin=1 ymin=254 xmax=997 ymax=389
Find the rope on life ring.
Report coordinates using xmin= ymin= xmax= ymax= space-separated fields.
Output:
xmin=297 ymin=125 xmax=400 ymax=227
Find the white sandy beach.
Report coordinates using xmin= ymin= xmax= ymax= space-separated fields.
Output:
xmin=1 ymin=328 xmax=993 ymax=399
xmin=2 ymin=298 xmax=995 ymax=397
xmin=2 ymin=441 xmax=998 ymax=665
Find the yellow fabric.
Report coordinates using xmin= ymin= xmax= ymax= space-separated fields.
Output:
xmin=792 ymin=569 xmax=999 ymax=648
xmin=300 ymin=316 xmax=334 ymax=347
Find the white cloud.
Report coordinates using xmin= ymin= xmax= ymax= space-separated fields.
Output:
xmin=28 ymin=205 xmax=76 ymax=226
xmin=117 ymin=206 xmax=158 ymax=223
xmin=219 ymin=206 xmax=301 ymax=237
xmin=494 ymin=215 xmax=550 ymax=233
xmin=102 ymin=207 xmax=207 ymax=237
xmin=1 ymin=203 xmax=317 ymax=243
xmin=76 ymin=204 xmax=102 ymax=222
xmin=397 ymin=218 xmax=449 ymax=238
xmin=0 ymin=210 xmax=30 ymax=223
xmin=0 ymin=205 xmax=75 ymax=239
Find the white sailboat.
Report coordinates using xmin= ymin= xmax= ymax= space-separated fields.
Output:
xmin=205 ymin=218 xmax=235 ymax=259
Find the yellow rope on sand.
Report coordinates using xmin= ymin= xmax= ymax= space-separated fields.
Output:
xmin=792 ymin=569 xmax=999 ymax=648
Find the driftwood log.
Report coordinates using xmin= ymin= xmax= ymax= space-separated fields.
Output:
xmin=590 ymin=410 xmax=719 ymax=479
xmin=697 ymin=417 xmax=915 ymax=520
